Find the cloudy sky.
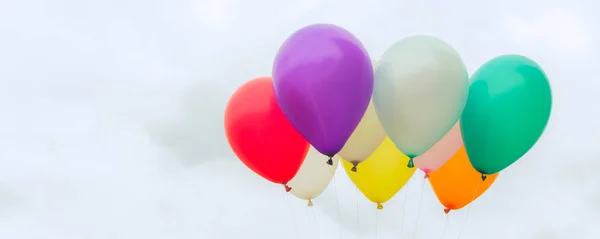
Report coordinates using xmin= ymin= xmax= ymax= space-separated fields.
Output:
xmin=0 ymin=0 xmax=598 ymax=238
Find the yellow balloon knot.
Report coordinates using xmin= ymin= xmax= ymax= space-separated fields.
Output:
xmin=307 ymin=199 xmax=313 ymax=207
xmin=377 ymin=202 xmax=383 ymax=210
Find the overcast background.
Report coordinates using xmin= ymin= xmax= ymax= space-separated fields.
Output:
xmin=0 ymin=0 xmax=599 ymax=238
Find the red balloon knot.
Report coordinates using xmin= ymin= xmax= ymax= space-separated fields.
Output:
xmin=284 ymin=184 xmax=292 ymax=192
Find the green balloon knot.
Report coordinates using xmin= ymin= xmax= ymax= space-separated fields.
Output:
xmin=481 ymin=174 xmax=487 ymax=181
xmin=407 ymin=158 xmax=415 ymax=168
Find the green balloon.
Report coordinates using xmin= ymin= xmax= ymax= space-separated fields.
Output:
xmin=461 ymin=54 xmax=552 ymax=175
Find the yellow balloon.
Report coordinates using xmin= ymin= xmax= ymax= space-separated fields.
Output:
xmin=342 ymin=137 xmax=416 ymax=210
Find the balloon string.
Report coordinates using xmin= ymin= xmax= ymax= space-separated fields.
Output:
xmin=375 ymin=209 xmax=379 ymax=239
xmin=456 ymin=180 xmax=484 ymax=239
xmin=399 ymin=182 xmax=409 ymax=237
xmin=284 ymin=192 xmax=300 ymax=238
xmin=305 ymin=206 xmax=311 ymax=237
xmin=440 ymin=213 xmax=449 ymax=239
xmin=412 ymin=176 xmax=426 ymax=239
xmin=330 ymin=166 xmax=344 ymax=239
xmin=356 ymin=184 xmax=361 ymax=239
xmin=311 ymin=206 xmax=320 ymax=239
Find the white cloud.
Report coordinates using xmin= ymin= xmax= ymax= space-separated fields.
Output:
xmin=500 ymin=9 xmax=590 ymax=56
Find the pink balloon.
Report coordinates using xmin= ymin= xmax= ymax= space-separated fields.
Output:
xmin=414 ymin=123 xmax=463 ymax=176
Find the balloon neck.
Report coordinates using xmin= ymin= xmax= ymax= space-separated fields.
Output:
xmin=326 ymin=157 xmax=333 ymax=166
xmin=424 ymin=172 xmax=429 ymax=179
xmin=307 ymin=199 xmax=313 ymax=207
xmin=444 ymin=208 xmax=451 ymax=214
xmin=377 ymin=202 xmax=383 ymax=210
xmin=481 ymin=174 xmax=487 ymax=181
xmin=407 ymin=158 xmax=415 ymax=168
xmin=284 ymin=184 xmax=292 ymax=192
xmin=351 ymin=162 xmax=358 ymax=172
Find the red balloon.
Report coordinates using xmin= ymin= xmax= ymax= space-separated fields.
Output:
xmin=224 ymin=77 xmax=309 ymax=189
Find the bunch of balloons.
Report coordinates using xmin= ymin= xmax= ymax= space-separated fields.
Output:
xmin=224 ymin=24 xmax=552 ymax=212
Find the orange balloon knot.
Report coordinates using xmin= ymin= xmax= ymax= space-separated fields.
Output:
xmin=424 ymin=173 xmax=429 ymax=179
xmin=307 ymin=199 xmax=313 ymax=207
xmin=350 ymin=163 xmax=358 ymax=173
xmin=444 ymin=208 xmax=451 ymax=214
xmin=407 ymin=158 xmax=415 ymax=168
xmin=377 ymin=202 xmax=383 ymax=210
xmin=284 ymin=184 xmax=292 ymax=192
xmin=481 ymin=174 xmax=487 ymax=181
xmin=326 ymin=157 xmax=333 ymax=165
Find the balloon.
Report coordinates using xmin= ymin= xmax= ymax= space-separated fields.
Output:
xmin=288 ymin=147 xmax=339 ymax=206
xmin=272 ymin=24 xmax=373 ymax=158
xmin=373 ymin=35 xmax=469 ymax=165
xmin=414 ymin=123 xmax=462 ymax=176
xmin=429 ymin=147 xmax=498 ymax=213
xmin=337 ymin=101 xmax=386 ymax=170
xmin=224 ymin=77 xmax=310 ymax=190
xmin=461 ymin=54 xmax=552 ymax=175
xmin=341 ymin=137 xmax=416 ymax=210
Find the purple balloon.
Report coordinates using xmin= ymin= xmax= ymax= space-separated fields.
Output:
xmin=272 ymin=24 xmax=373 ymax=157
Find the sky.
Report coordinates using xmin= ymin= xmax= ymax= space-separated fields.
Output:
xmin=0 ymin=0 xmax=599 ymax=238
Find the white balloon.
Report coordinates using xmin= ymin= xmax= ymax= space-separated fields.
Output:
xmin=288 ymin=147 xmax=339 ymax=206
xmin=373 ymin=35 xmax=469 ymax=158
xmin=337 ymin=101 xmax=386 ymax=165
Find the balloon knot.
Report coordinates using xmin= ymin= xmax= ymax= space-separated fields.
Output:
xmin=424 ymin=172 xmax=429 ymax=179
xmin=481 ymin=174 xmax=487 ymax=181
xmin=307 ymin=199 xmax=313 ymax=207
xmin=377 ymin=202 xmax=383 ymax=210
xmin=351 ymin=162 xmax=358 ymax=172
xmin=326 ymin=157 xmax=333 ymax=165
xmin=284 ymin=184 xmax=292 ymax=192
xmin=444 ymin=208 xmax=451 ymax=214
xmin=407 ymin=158 xmax=415 ymax=168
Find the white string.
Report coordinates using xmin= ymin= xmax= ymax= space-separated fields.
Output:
xmin=356 ymin=185 xmax=361 ymax=239
xmin=284 ymin=192 xmax=300 ymax=238
xmin=440 ymin=213 xmax=450 ymax=239
xmin=399 ymin=183 xmax=409 ymax=237
xmin=311 ymin=206 xmax=320 ymax=239
xmin=412 ymin=177 xmax=426 ymax=238
xmin=456 ymin=180 xmax=484 ymax=239
xmin=375 ymin=209 xmax=379 ymax=239
xmin=330 ymin=165 xmax=344 ymax=239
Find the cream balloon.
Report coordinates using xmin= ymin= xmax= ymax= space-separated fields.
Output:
xmin=337 ymin=101 xmax=386 ymax=171
xmin=288 ymin=147 xmax=339 ymax=206
xmin=373 ymin=35 xmax=469 ymax=164
xmin=414 ymin=122 xmax=462 ymax=176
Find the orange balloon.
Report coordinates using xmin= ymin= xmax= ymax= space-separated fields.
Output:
xmin=429 ymin=146 xmax=498 ymax=213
